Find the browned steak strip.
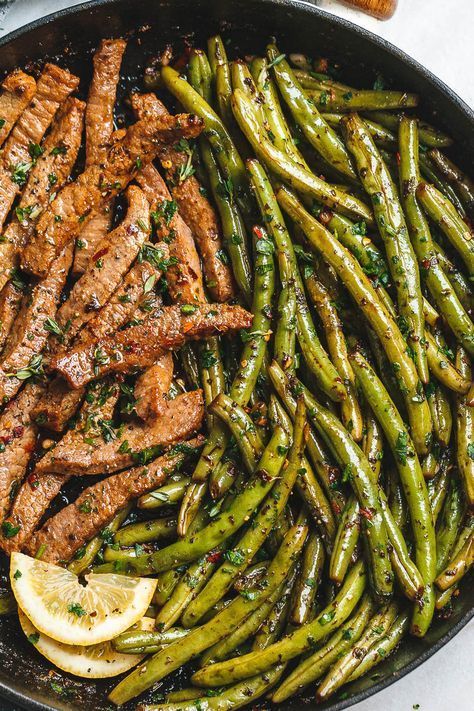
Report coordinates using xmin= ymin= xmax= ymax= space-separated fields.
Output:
xmin=85 ymin=39 xmax=127 ymax=167
xmin=0 ymin=281 xmax=24 ymax=354
xmin=0 ymin=383 xmax=44 ymax=520
xmin=0 ymin=376 xmax=120 ymax=554
xmin=21 ymin=111 xmax=204 ymax=278
xmin=31 ymin=258 xmax=164 ymax=432
xmin=52 ymin=303 xmax=252 ymax=388
xmin=0 ymin=97 xmax=85 ymax=292
xmin=136 ymin=162 xmax=205 ymax=303
xmin=25 ymin=435 xmax=204 ymax=562
xmin=35 ymin=389 xmax=204 ymax=476
xmin=0 ymin=244 xmax=74 ymax=403
xmin=0 ymin=64 xmax=79 ymax=234
xmin=56 ymin=186 xmax=150 ymax=348
xmin=72 ymin=39 xmax=127 ymax=276
xmin=134 ymin=352 xmax=174 ymax=420
xmin=132 ymin=93 xmax=234 ymax=303
xmin=0 ymin=70 xmax=37 ymax=147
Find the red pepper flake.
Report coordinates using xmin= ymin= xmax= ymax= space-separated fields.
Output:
xmin=92 ymin=247 xmax=109 ymax=262
xmin=395 ymin=152 xmax=401 ymax=165
xmin=27 ymin=472 xmax=40 ymax=489
xmin=359 ymin=507 xmax=373 ymax=520
xmin=253 ymin=225 xmax=265 ymax=240
xmin=12 ymin=426 xmax=24 ymax=438
xmin=0 ymin=434 xmax=13 ymax=446
xmin=206 ymin=551 xmax=223 ymax=564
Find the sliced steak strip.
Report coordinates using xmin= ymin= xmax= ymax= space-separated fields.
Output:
xmin=0 ymin=244 xmax=73 ymax=403
xmin=0 ymin=383 xmax=44 ymax=520
xmin=52 ymin=303 xmax=252 ymax=388
xmin=0 ymin=97 xmax=85 ymax=292
xmin=85 ymin=39 xmax=127 ymax=167
xmin=136 ymin=163 xmax=205 ymax=303
xmin=0 ymin=376 xmax=120 ymax=554
xmin=0 ymin=70 xmax=37 ymax=147
xmin=26 ymin=435 xmax=204 ymax=563
xmin=132 ymin=93 xmax=234 ymax=303
xmin=21 ymin=111 xmax=204 ymax=278
xmin=134 ymin=352 xmax=174 ymax=420
xmin=31 ymin=258 xmax=164 ymax=432
xmin=0 ymin=64 xmax=79 ymax=233
xmin=72 ymin=39 xmax=127 ymax=276
xmin=0 ymin=281 xmax=24 ymax=354
xmin=56 ymin=185 xmax=150 ymax=347
xmin=35 ymin=389 xmax=203 ymax=476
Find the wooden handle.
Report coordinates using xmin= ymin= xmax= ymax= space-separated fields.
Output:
xmin=337 ymin=0 xmax=398 ymax=20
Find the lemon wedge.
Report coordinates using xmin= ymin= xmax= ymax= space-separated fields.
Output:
xmin=10 ymin=552 xmax=157 ymax=646
xmin=18 ymin=610 xmax=155 ymax=678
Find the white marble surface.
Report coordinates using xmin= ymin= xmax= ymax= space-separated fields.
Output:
xmin=0 ymin=1 xmax=472 ymax=710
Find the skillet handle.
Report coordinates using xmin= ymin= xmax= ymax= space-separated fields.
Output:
xmin=337 ymin=0 xmax=398 ymax=20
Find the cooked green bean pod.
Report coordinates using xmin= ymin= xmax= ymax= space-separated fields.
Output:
xmin=436 ymin=478 xmax=464 ymax=574
xmin=435 ymin=529 xmax=474 ymax=591
xmin=455 ymin=347 xmax=474 ymax=505
xmin=365 ymin=111 xmax=453 ymax=149
xmin=428 ymin=149 xmax=474 ymax=217
xmin=425 ymin=330 xmax=470 ymax=394
xmin=188 ymin=49 xmax=213 ymax=105
xmin=398 ymin=117 xmax=474 ymax=355
xmin=342 ymin=113 xmax=427 ymax=383
xmin=277 ymin=185 xmax=433 ymax=456
xmin=329 ymin=497 xmax=360 ymax=584
xmin=290 ymin=531 xmax=325 ymax=625
xmin=417 ymin=181 xmax=474 ymax=276
xmin=113 ymin=628 xmax=189 ymax=653
xmin=138 ymin=478 xmax=189 ymax=510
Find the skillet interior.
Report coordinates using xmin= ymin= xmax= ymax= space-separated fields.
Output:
xmin=0 ymin=1 xmax=472 ymax=709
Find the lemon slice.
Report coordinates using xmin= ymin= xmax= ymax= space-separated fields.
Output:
xmin=18 ymin=610 xmax=155 ymax=678
xmin=10 ymin=552 xmax=157 ymax=646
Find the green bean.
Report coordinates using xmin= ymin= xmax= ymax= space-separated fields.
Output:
xmin=67 ymin=505 xmax=131 ymax=575
xmin=329 ymin=497 xmax=360 ymax=584
xmin=138 ymin=478 xmax=190 ymax=510
xmin=209 ymin=394 xmax=263 ymax=472
xmin=231 ymin=89 xmax=373 ymax=222
xmin=161 ymin=65 xmax=253 ymax=223
xmin=272 ymin=594 xmax=376 ymax=702
xmin=295 ymin=75 xmax=417 ymax=112
xmin=267 ymin=45 xmax=356 ymax=180
xmin=316 ymin=602 xmax=399 ymax=700
xmin=388 ymin=468 xmax=409 ymax=531
xmin=365 ymin=111 xmax=453 ymax=149
xmin=155 ymin=551 xmax=221 ymax=631
xmin=164 ymin=688 xmax=204 ymax=703
xmin=190 ymin=223 xmax=274 ymax=485
xmin=113 ymin=628 xmax=189 ymax=653
xmin=0 ymin=590 xmax=16 ymax=615
xmin=417 ymin=181 xmax=474 ymax=276
xmin=200 ymin=139 xmax=252 ymax=302
xmin=435 ymin=529 xmax=474 ymax=591
xmin=250 ymin=58 xmax=308 ymax=166
xmin=201 ymin=576 xmax=289 ymax=665
xmin=181 ymin=401 xmax=306 ymax=627
xmin=418 ymin=152 xmax=467 ymax=218
xmin=434 ymin=242 xmax=474 ymax=314
xmin=429 ymin=149 xmax=474 ymax=217
xmin=103 ymin=546 xmax=152 ymax=563
xmin=304 ymin=271 xmax=363 ymax=440
xmin=342 ymin=114 xmax=427 ymax=383
xmin=290 ymin=530 xmax=325 ymax=625
xmin=435 ymin=518 xmax=474 ymax=608
xmin=345 ymin=609 xmax=410 ymax=683
xmin=190 ymin=560 xmax=366 ymax=688
xmin=427 ymin=382 xmax=453 ymax=447
xmin=455 ymin=347 xmax=474 ymax=505
xmin=274 ymin=281 xmax=297 ymax=371
xmin=323 ymin=112 xmax=397 ymax=147
xmin=428 ymin=449 xmax=452 ymax=524
xmin=436 ymin=478 xmax=464 ymax=574
xmin=253 ymin=565 xmax=297 ymax=649
xmin=122 ymin=427 xmax=289 ymax=575
xmin=398 ymin=118 xmax=474 ymax=355
xmin=425 ymin=331 xmax=470 ymax=393
xmin=349 ymin=350 xmax=435 ymax=633
xmin=153 ymin=569 xmax=182 ymax=607
xmin=362 ymin=407 xmax=384 ymax=479
xmin=247 ymin=158 xmax=347 ymax=402
xmin=209 ymin=458 xmax=238 ymax=500
xmin=198 ymin=338 xmax=226 ymax=427
xmin=422 ymin=450 xmax=441 ymax=479
xmin=188 ymin=49 xmax=213 ymax=105
xmin=268 ymin=392 xmax=339 ymax=532
xmin=108 ymin=523 xmax=308 ymax=705
xmin=178 ymin=481 xmax=207 ymax=538
xmin=114 ymin=516 xmax=177 ymax=547
xmin=277 ymin=185 xmax=433 ymax=455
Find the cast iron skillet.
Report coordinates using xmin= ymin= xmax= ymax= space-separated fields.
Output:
xmin=0 ymin=1 xmax=472 ymax=709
